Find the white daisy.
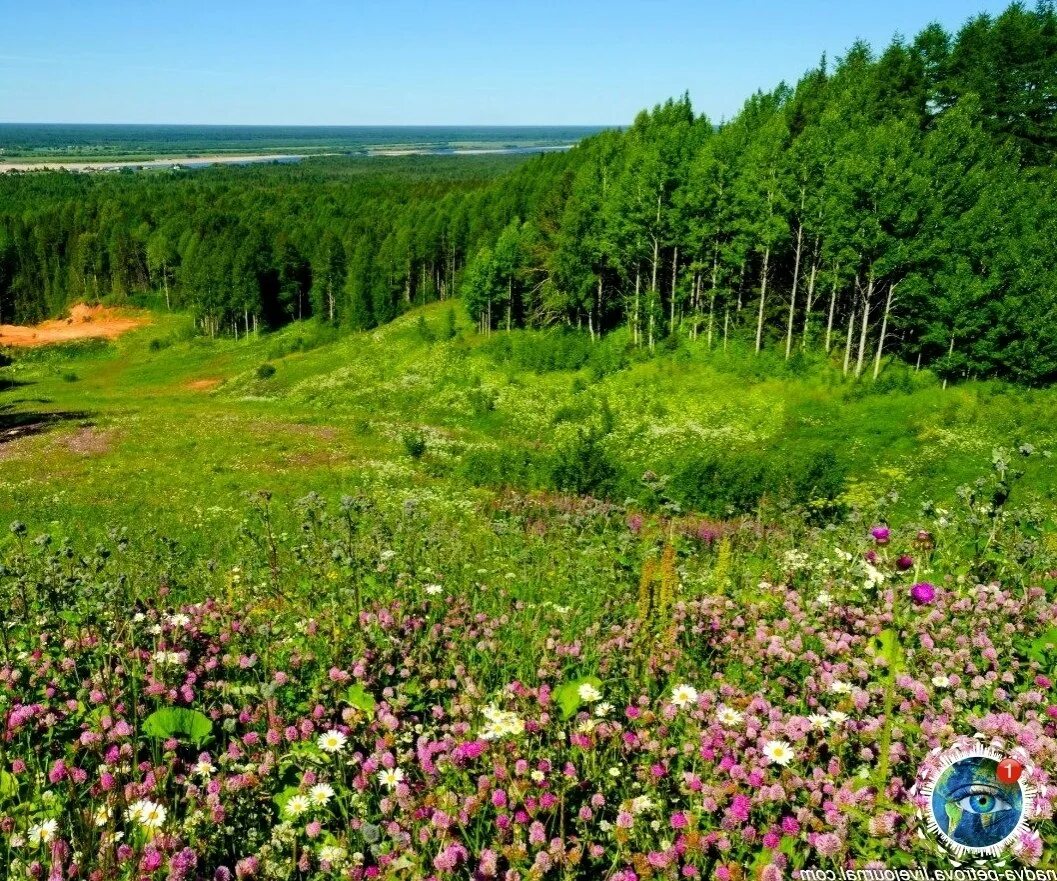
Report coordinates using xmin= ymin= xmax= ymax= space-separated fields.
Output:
xmin=670 ymin=684 xmax=699 ymax=708
xmin=127 ymin=799 xmax=167 ymax=829
xmin=762 ymin=740 xmax=795 ymax=766
xmin=28 ymin=819 xmax=58 ymax=846
xmin=317 ymin=730 xmax=348 ymax=754
xmin=194 ymin=759 xmax=216 ymax=777
xmin=808 ymin=714 xmax=832 ymax=731
xmin=716 ymin=705 xmax=743 ymax=726
xmin=931 ymin=675 xmax=950 ymax=688
xmin=828 ymin=710 xmax=850 ymax=726
xmin=309 ymin=783 xmax=335 ymax=806
xmin=284 ymin=794 xmax=311 ymax=817
xmin=377 ymin=767 xmax=404 ymax=789
xmin=828 ymin=680 xmax=852 ymax=695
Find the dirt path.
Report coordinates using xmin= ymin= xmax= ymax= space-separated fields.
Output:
xmin=0 ymin=304 xmax=148 ymax=347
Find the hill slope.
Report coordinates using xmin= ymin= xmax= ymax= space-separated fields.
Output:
xmin=1 ymin=303 xmax=1054 ymax=552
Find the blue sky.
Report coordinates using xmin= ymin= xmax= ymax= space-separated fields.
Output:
xmin=0 ymin=1 xmax=1007 ymax=125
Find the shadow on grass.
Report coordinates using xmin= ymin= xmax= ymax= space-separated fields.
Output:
xmin=0 ymin=402 xmax=94 ymax=445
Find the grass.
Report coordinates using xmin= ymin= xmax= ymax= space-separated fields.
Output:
xmin=1 ymin=301 xmax=1055 ymax=556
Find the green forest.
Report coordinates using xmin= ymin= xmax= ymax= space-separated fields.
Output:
xmin=2 ymin=2 xmax=1056 ymax=382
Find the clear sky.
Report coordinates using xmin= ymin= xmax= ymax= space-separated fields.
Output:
xmin=0 ymin=0 xmax=1008 ymax=126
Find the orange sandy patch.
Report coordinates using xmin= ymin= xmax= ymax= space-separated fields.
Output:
xmin=0 ymin=304 xmax=147 ymax=347
xmin=186 ymin=378 xmax=221 ymax=391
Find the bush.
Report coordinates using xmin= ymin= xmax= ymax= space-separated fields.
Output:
xmin=401 ymin=431 xmax=427 ymax=459
xmin=414 ymin=316 xmax=436 ymax=344
xmin=0 ymin=351 xmax=11 ymax=368
xmin=456 ymin=446 xmax=542 ymax=488
xmin=256 ymin=363 xmax=276 ymax=380
xmin=61 ymin=371 xmax=79 ymax=383
xmin=550 ymin=427 xmax=618 ymax=497
xmin=667 ymin=442 xmax=847 ymax=517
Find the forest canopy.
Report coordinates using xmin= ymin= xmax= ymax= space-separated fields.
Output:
xmin=2 ymin=2 xmax=1056 ymax=383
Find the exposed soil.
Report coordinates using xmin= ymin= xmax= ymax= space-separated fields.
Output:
xmin=61 ymin=426 xmax=111 ymax=455
xmin=0 ymin=304 xmax=147 ymax=348
xmin=186 ymin=378 xmax=222 ymax=391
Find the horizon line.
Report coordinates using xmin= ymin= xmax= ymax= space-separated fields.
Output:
xmin=0 ymin=121 xmax=620 ymax=128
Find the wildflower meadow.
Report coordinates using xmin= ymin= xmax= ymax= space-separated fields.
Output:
xmin=3 ymin=445 xmax=1056 ymax=879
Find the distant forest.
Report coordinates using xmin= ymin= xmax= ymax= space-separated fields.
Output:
xmin=2 ymin=3 xmax=1056 ymax=383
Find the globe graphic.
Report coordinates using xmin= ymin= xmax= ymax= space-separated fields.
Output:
xmin=931 ymin=756 xmax=1023 ymax=850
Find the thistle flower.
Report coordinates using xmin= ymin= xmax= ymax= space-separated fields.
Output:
xmin=910 ymin=582 xmax=937 ymax=605
xmin=870 ymin=526 xmax=890 ymax=544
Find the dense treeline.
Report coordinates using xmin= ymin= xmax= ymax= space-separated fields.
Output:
xmin=3 ymin=3 xmax=1057 ymax=383
xmin=0 ymin=155 xmax=566 ymax=336
xmin=461 ymin=2 xmax=1057 ymax=384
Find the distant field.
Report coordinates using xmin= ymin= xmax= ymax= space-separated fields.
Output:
xmin=0 ymin=123 xmax=606 ymax=162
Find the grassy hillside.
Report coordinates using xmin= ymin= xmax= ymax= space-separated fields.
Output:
xmin=2 ymin=303 xmax=1055 ymax=554
xmin=4 ymin=308 xmax=1057 ymax=876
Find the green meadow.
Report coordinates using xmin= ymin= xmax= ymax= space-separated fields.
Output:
xmin=3 ymin=302 xmax=1055 ymax=556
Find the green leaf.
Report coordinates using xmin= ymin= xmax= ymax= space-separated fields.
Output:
xmin=1026 ymin=627 xmax=1057 ymax=665
xmin=871 ymin=628 xmax=905 ymax=675
xmin=142 ymin=707 xmax=214 ymax=747
xmin=0 ymin=770 xmax=17 ymax=804
xmin=272 ymin=785 xmax=300 ymax=812
xmin=346 ymin=683 xmax=376 ymax=714
xmin=552 ymin=675 xmax=602 ymax=721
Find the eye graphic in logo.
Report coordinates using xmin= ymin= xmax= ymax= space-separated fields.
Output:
xmin=918 ymin=744 xmax=1036 ymax=859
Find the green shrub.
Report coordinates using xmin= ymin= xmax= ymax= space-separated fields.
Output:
xmin=550 ymin=427 xmax=618 ymax=497
xmin=456 ymin=446 xmax=542 ymax=488
xmin=401 ymin=431 xmax=427 ymax=459
xmin=256 ymin=363 xmax=277 ymax=380
xmin=61 ymin=371 xmax=79 ymax=383
xmin=415 ymin=316 xmax=436 ymax=344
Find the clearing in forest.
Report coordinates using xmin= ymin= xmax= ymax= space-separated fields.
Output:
xmin=0 ymin=303 xmax=148 ymax=347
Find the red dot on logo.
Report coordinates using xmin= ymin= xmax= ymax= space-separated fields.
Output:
xmin=997 ymin=758 xmax=1023 ymax=784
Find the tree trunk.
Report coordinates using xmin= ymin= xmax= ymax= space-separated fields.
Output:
xmin=872 ymin=282 xmax=895 ymax=380
xmin=707 ymin=253 xmax=719 ymax=349
xmin=843 ymin=292 xmax=856 ymax=376
xmin=669 ymin=245 xmax=678 ymax=334
xmin=801 ymin=259 xmax=817 ymax=349
xmin=855 ymin=269 xmax=873 ymax=378
xmin=824 ymin=265 xmax=839 ymax=353
xmin=162 ymin=261 xmax=170 ymax=310
xmin=942 ymin=332 xmax=955 ymax=389
xmin=507 ymin=278 xmax=513 ymax=332
xmin=755 ymin=247 xmax=770 ymax=354
xmin=785 ymin=223 xmax=803 ymax=359
xmin=723 ymin=306 xmax=730 ymax=352
xmin=633 ymin=268 xmax=641 ymax=347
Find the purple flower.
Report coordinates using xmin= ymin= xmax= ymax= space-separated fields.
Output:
xmin=871 ymin=526 xmax=890 ymax=544
xmin=896 ymin=554 xmax=914 ymax=571
xmin=910 ymin=582 xmax=937 ymax=605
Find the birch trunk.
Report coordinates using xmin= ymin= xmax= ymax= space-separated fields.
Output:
xmin=872 ymin=282 xmax=895 ymax=380
xmin=785 ymin=222 xmax=803 ymax=359
xmin=855 ymin=270 xmax=873 ymax=378
xmin=755 ymin=247 xmax=770 ymax=354
xmin=824 ymin=265 xmax=839 ymax=353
